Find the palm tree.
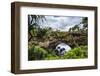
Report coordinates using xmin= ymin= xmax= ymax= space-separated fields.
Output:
xmin=28 ymin=15 xmax=46 ymax=41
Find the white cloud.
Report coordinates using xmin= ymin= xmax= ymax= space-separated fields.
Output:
xmin=37 ymin=15 xmax=84 ymax=31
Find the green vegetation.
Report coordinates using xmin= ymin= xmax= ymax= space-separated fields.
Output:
xmin=28 ymin=15 xmax=88 ymax=60
xmin=28 ymin=45 xmax=88 ymax=60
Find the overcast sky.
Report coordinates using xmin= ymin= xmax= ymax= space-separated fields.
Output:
xmin=30 ymin=15 xmax=85 ymax=31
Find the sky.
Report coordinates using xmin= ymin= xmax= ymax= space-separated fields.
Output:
xmin=29 ymin=15 xmax=85 ymax=31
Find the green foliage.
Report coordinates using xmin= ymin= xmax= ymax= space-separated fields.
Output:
xmin=64 ymin=46 xmax=88 ymax=59
xmin=28 ymin=46 xmax=48 ymax=60
xmin=36 ymin=28 xmax=48 ymax=39
xmin=45 ymin=54 xmax=60 ymax=60
xmin=28 ymin=45 xmax=88 ymax=60
xmin=28 ymin=15 xmax=88 ymax=60
xmin=28 ymin=15 xmax=46 ymax=41
xmin=44 ymin=46 xmax=88 ymax=60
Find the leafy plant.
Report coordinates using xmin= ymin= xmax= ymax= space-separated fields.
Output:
xmin=28 ymin=16 xmax=88 ymax=60
xmin=28 ymin=46 xmax=88 ymax=60
xmin=64 ymin=46 xmax=88 ymax=59
xmin=48 ymin=46 xmax=87 ymax=60
xmin=28 ymin=46 xmax=48 ymax=60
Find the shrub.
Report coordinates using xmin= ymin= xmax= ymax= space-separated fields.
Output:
xmin=28 ymin=46 xmax=48 ymax=60
xmin=45 ymin=54 xmax=59 ymax=60
xmin=64 ymin=46 xmax=88 ymax=59
xmin=28 ymin=45 xmax=88 ymax=60
xmin=45 ymin=46 xmax=88 ymax=60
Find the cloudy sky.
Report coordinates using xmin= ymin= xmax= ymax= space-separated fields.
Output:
xmin=30 ymin=15 xmax=85 ymax=31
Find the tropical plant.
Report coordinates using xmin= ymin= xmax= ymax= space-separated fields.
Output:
xmin=28 ymin=15 xmax=46 ymax=41
xmin=28 ymin=46 xmax=48 ymax=60
xmin=64 ymin=46 xmax=88 ymax=59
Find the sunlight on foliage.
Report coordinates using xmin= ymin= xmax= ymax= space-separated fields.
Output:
xmin=28 ymin=15 xmax=88 ymax=60
xmin=28 ymin=45 xmax=88 ymax=60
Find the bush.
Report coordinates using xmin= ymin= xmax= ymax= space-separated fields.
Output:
xmin=28 ymin=46 xmax=48 ymax=60
xmin=44 ymin=54 xmax=59 ymax=60
xmin=64 ymin=46 xmax=88 ymax=59
xmin=28 ymin=45 xmax=88 ymax=60
xmin=44 ymin=46 xmax=88 ymax=60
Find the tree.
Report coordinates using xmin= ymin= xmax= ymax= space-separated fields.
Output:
xmin=69 ymin=25 xmax=79 ymax=32
xmin=28 ymin=15 xmax=46 ymax=41
xmin=81 ymin=17 xmax=88 ymax=31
